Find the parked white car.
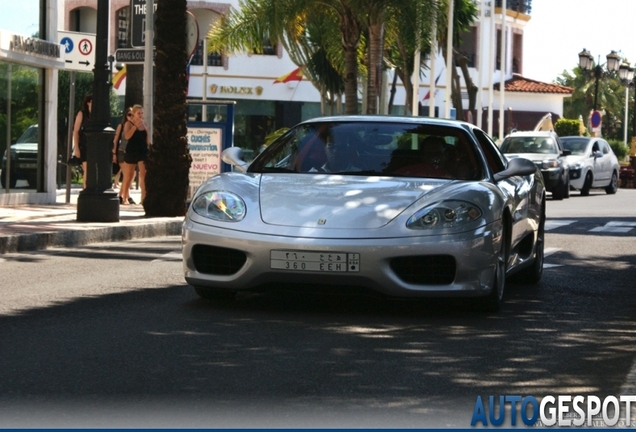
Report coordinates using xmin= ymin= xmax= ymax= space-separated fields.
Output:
xmin=560 ymin=136 xmax=620 ymax=195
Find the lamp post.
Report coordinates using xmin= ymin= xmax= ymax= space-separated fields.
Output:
xmin=76 ymin=0 xmax=119 ymax=222
xmin=618 ymin=62 xmax=634 ymax=147
xmin=578 ymin=49 xmax=621 ymax=136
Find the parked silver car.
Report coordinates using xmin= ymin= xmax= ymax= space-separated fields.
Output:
xmin=182 ymin=116 xmax=546 ymax=312
xmin=1 ymin=124 xmax=38 ymax=188
xmin=500 ymin=130 xmax=571 ymax=200
xmin=560 ymin=136 xmax=620 ymax=195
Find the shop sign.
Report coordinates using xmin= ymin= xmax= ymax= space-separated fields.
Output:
xmin=209 ymin=84 xmax=263 ymax=96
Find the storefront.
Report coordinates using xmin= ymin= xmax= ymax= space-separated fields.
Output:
xmin=1 ymin=0 xmax=63 ymax=205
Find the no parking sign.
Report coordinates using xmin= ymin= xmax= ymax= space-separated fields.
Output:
xmin=591 ymin=110 xmax=602 ymax=128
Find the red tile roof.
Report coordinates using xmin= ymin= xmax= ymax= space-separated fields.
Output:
xmin=494 ymin=74 xmax=573 ymax=94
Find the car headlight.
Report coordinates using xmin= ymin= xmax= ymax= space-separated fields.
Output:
xmin=542 ymin=159 xmax=559 ymax=169
xmin=192 ymin=191 xmax=246 ymax=222
xmin=407 ymin=200 xmax=482 ymax=230
xmin=571 ymin=162 xmax=583 ymax=170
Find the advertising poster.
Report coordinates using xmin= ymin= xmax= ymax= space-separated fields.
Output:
xmin=187 ymin=126 xmax=222 ymax=199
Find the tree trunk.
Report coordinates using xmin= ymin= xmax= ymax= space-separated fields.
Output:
xmin=366 ymin=20 xmax=384 ymax=114
xmin=339 ymin=6 xmax=361 ymax=115
xmin=144 ymin=0 xmax=192 ymax=217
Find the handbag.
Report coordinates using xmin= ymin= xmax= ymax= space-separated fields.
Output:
xmin=68 ymin=155 xmax=82 ymax=166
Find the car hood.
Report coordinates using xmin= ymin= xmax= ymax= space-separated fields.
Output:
xmin=258 ymin=174 xmax=449 ymax=229
xmin=505 ymin=153 xmax=559 ymax=163
xmin=10 ymin=143 xmax=38 ymax=152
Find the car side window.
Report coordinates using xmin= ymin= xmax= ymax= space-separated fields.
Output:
xmin=601 ymin=141 xmax=610 ymax=154
xmin=472 ymin=129 xmax=506 ymax=174
xmin=592 ymin=142 xmax=600 ymax=153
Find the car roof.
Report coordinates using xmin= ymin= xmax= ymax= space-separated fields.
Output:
xmin=300 ymin=115 xmax=474 ymax=129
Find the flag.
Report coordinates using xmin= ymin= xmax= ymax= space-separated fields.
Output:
xmin=422 ymin=71 xmax=443 ymax=101
xmin=273 ymin=67 xmax=303 ymax=84
xmin=113 ymin=65 xmax=126 ymax=90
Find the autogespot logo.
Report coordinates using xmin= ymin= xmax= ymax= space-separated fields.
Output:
xmin=470 ymin=395 xmax=636 ymax=427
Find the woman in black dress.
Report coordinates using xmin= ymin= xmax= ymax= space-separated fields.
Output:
xmin=120 ymin=104 xmax=150 ymax=204
xmin=72 ymin=94 xmax=92 ymax=189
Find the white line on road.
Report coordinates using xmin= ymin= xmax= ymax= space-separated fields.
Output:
xmin=152 ymin=251 xmax=183 ymax=263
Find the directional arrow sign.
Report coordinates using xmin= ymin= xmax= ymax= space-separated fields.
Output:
xmin=59 ymin=30 xmax=95 ymax=72
xmin=115 ymin=48 xmax=156 ymax=64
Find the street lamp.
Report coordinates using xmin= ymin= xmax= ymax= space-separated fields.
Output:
xmin=578 ymin=49 xmax=621 ymax=111
xmin=618 ymin=62 xmax=634 ymax=146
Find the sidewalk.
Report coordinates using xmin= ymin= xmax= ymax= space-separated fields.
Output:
xmin=0 ymin=186 xmax=184 ymax=254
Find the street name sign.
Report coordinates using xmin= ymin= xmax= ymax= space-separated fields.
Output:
xmin=115 ymin=48 xmax=156 ymax=64
xmin=59 ymin=30 xmax=95 ymax=72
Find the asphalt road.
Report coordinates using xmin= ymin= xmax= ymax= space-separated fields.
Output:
xmin=1 ymin=188 xmax=636 ymax=428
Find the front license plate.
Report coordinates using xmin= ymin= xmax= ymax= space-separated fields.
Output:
xmin=270 ymin=250 xmax=360 ymax=273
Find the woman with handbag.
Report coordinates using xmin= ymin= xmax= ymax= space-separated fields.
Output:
xmin=112 ymin=108 xmax=131 ymax=203
xmin=71 ymin=94 xmax=92 ymax=189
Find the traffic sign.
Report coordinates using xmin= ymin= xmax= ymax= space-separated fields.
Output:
xmin=591 ymin=110 xmax=602 ymax=128
xmin=59 ymin=30 xmax=96 ymax=72
xmin=115 ymin=48 xmax=156 ymax=64
xmin=131 ymin=0 xmax=157 ymax=48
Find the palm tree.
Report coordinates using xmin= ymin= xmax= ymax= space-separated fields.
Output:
xmin=207 ymin=0 xmax=363 ymax=114
xmin=144 ymin=0 xmax=192 ymax=217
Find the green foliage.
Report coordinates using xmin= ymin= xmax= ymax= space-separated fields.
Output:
xmin=607 ymin=139 xmax=629 ymax=161
xmin=555 ymin=118 xmax=584 ymax=137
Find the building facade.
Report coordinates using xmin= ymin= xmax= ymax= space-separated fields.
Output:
xmin=62 ymin=0 xmax=571 ymax=159
xmin=1 ymin=0 xmax=63 ymax=205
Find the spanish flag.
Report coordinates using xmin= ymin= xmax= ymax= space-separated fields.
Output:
xmin=113 ymin=65 xmax=127 ymax=90
xmin=273 ymin=67 xmax=303 ymax=84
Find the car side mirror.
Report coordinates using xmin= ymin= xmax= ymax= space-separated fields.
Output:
xmin=221 ymin=147 xmax=249 ymax=172
xmin=593 ymin=150 xmax=602 ymax=158
xmin=561 ymin=149 xmax=571 ymax=156
xmin=494 ymin=156 xmax=538 ymax=182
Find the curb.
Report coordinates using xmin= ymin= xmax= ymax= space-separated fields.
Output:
xmin=0 ymin=220 xmax=183 ymax=255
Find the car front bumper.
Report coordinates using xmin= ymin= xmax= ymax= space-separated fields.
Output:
xmin=182 ymin=219 xmax=503 ymax=298
xmin=540 ymin=167 xmax=563 ymax=191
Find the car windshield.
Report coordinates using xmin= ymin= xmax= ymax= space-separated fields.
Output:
xmin=500 ymin=136 xmax=557 ymax=154
xmin=16 ymin=125 xmax=38 ymax=143
xmin=247 ymin=121 xmax=483 ymax=180
xmin=561 ymin=139 xmax=589 ymax=156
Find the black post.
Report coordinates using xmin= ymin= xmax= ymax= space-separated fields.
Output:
xmin=593 ymin=65 xmax=602 ymax=112
xmin=77 ymin=0 xmax=119 ymax=222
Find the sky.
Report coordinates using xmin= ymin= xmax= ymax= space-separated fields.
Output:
xmin=523 ymin=0 xmax=636 ymax=83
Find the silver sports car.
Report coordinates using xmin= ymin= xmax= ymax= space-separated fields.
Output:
xmin=182 ymin=116 xmax=546 ymax=312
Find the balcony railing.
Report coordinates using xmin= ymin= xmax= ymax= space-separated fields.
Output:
xmin=495 ymin=0 xmax=532 ymax=14
xmin=190 ymin=40 xmax=223 ymax=67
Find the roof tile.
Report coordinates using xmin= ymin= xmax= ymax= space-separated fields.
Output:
xmin=494 ymin=74 xmax=573 ymax=94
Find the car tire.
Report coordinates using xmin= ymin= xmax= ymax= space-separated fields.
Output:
xmin=552 ymin=177 xmax=565 ymax=200
xmin=0 ymin=173 xmax=17 ymax=189
xmin=194 ymin=285 xmax=237 ymax=301
xmin=481 ymin=222 xmax=509 ymax=313
xmin=516 ymin=201 xmax=545 ymax=284
xmin=581 ymin=172 xmax=593 ymax=196
xmin=605 ymin=171 xmax=618 ymax=195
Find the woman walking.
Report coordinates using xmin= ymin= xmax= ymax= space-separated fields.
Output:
xmin=112 ymin=108 xmax=132 ymax=203
xmin=72 ymin=94 xmax=92 ymax=189
xmin=120 ymin=104 xmax=150 ymax=204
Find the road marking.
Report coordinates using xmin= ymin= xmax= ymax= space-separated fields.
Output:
xmin=544 ymin=248 xmax=562 ymax=268
xmin=590 ymin=221 xmax=636 ymax=233
xmin=545 ymin=220 xmax=577 ymax=231
xmin=152 ymin=251 xmax=182 ymax=262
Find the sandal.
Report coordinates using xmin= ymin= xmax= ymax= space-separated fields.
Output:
xmin=128 ymin=198 xmax=136 ymax=205
xmin=119 ymin=196 xmax=123 ymax=204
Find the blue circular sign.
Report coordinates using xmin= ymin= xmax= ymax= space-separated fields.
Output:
xmin=591 ymin=110 xmax=602 ymax=128
xmin=60 ymin=37 xmax=74 ymax=54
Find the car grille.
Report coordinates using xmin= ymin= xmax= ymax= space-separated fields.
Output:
xmin=192 ymin=244 xmax=247 ymax=275
xmin=390 ymin=255 xmax=456 ymax=285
